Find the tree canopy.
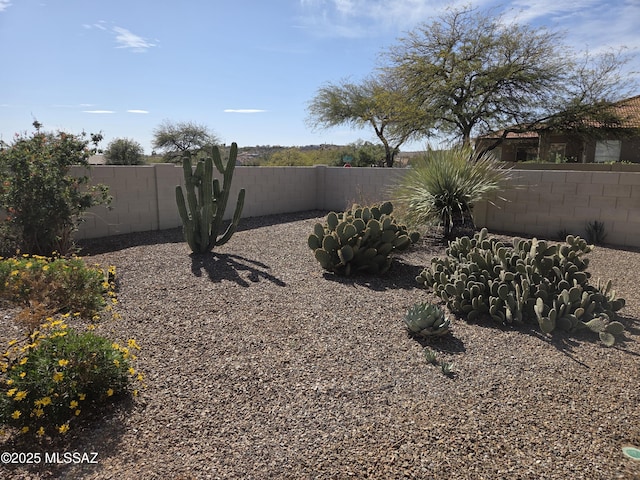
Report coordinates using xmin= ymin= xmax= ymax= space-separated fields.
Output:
xmin=307 ymin=74 xmax=431 ymax=166
xmin=385 ymin=6 xmax=636 ymax=149
xmin=104 ymin=138 xmax=145 ymax=165
xmin=152 ymin=120 xmax=220 ymax=161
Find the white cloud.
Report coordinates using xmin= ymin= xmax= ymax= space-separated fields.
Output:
xmin=113 ymin=26 xmax=156 ymax=52
xmin=224 ymin=109 xmax=267 ymax=113
xmin=504 ymin=0 xmax=600 ymax=24
xmin=127 ymin=109 xmax=149 ymax=114
xmin=0 ymin=0 xmax=12 ymax=13
xmin=83 ymin=110 xmax=116 ymax=114
xmin=296 ymin=0 xmax=483 ymax=37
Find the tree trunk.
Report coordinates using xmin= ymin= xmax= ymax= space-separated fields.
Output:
xmin=446 ymin=207 xmax=475 ymax=239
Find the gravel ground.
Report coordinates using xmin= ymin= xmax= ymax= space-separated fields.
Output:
xmin=1 ymin=210 xmax=639 ymax=480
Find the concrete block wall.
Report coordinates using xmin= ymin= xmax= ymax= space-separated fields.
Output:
xmin=475 ymin=170 xmax=640 ymax=247
xmin=71 ymin=165 xmax=640 ymax=248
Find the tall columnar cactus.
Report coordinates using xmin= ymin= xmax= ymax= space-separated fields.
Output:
xmin=175 ymin=142 xmax=245 ymax=254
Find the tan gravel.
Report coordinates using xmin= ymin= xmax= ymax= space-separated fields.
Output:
xmin=1 ymin=210 xmax=639 ymax=480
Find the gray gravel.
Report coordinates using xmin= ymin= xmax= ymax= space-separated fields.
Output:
xmin=1 ymin=210 xmax=639 ymax=479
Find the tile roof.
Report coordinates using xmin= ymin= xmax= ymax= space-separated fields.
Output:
xmin=610 ymin=95 xmax=640 ymax=128
xmin=478 ymin=95 xmax=640 ymax=139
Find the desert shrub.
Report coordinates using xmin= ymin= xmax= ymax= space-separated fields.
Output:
xmin=0 ymin=122 xmax=111 ymax=256
xmin=0 ymin=317 xmax=141 ymax=437
xmin=392 ymin=145 xmax=510 ymax=239
xmin=104 ymin=137 xmax=145 ymax=165
xmin=308 ymin=201 xmax=419 ymax=275
xmin=416 ymin=229 xmax=626 ymax=345
xmin=0 ymin=255 xmax=115 ymax=319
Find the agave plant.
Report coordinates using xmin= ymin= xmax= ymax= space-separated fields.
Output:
xmin=404 ymin=302 xmax=451 ymax=337
xmin=392 ymin=144 xmax=510 ymax=239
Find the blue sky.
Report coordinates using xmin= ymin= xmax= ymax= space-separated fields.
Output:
xmin=1 ymin=0 xmax=638 ymax=153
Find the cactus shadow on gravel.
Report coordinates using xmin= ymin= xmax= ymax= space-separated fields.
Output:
xmin=321 ymin=259 xmax=425 ymax=291
xmin=190 ymin=252 xmax=286 ymax=287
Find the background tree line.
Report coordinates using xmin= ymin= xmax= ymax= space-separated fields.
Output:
xmin=307 ymin=5 xmax=637 ymax=166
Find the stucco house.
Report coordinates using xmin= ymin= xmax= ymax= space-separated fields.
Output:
xmin=476 ymin=95 xmax=640 ymax=163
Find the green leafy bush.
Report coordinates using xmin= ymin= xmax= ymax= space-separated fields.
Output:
xmin=0 ymin=122 xmax=111 ymax=256
xmin=393 ymin=145 xmax=510 ymax=239
xmin=308 ymin=202 xmax=419 ymax=275
xmin=0 ymin=317 xmax=141 ymax=437
xmin=104 ymin=137 xmax=145 ymax=165
xmin=416 ymin=229 xmax=626 ymax=345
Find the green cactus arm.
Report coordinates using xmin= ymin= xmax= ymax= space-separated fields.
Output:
xmin=209 ymin=143 xmax=238 ymax=242
xmin=176 ymin=185 xmax=199 ymax=252
xmin=214 ymin=188 xmax=245 ymax=247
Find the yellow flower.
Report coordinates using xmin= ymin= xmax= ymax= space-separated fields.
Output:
xmin=11 ymin=410 xmax=21 ymax=419
xmin=14 ymin=390 xmax=27 ymax=401
xmin=8 ymin=339 xmax=18 ymax=347
xmin=127 ymin=339 xmax=141 ymax=350
xmin=52 ymin=372 xmax=64 ymax=383
xmin=35 ymin=396 xmax=52 ymax=407
xmin=113 ymin=359 xmax=120 ymax=367
xmin=58 ymin=359 xmax=69 ymax=367
xmin=19 ymin=372 xmax=26 ymax=378
xmin=74 ymin=409 xmax=81 ymax=416
xmin=78 ymin=393 xmax=86 ymax=401
xmin=33 ymin=408 xmax=44 ymax=418
xmin=19 ymin=357 xmax=28 ymax=365
xmin=87 ymin=324 xmax=96 ymax=330
xmin=137 ymin=373 xmax=144 ymax=382
xmin=7 ymin=388 xmax=17 ymax=397
xmin=36 ymin=426 xmax=45 ymax=436
xmin=42 ymin=265 xmax=49 ymax=272
xmin=133 ymin=389 xmax=139 ymax=397
xmin=128 ymin=367 xmax=136 ymax=376
xmin=58 ymin=424 xmax=69 ymax=434
xmin=106 ymin=388 xmax=114 ymax=397
xmin=21 ymin=426 xmax=29 ymax=433
xmin=6 ymin=378 xmax=13 ymax=385
xmin=69 ymin=400 xmax=78 ymax=409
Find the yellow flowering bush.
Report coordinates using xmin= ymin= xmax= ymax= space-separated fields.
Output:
xmin=0 ymin=254 xmax=116 ymax=318
xmin=0 ymin=317 xmax=142 ymax=437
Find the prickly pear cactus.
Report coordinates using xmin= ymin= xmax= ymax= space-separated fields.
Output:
xmin=417 ymin=229 xmax=626 ymax=345
xmin=308 ymin=202 xmax=420 ymax=275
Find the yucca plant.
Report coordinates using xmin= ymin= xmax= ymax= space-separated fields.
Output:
xmin=392 ymin=145 xmax=510 ymax=239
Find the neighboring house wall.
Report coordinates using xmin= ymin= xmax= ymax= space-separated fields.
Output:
xmin=481 ymin=133 xmax=640 ymax=163
xmin=71 ymin=164 xmax=640 ymax=248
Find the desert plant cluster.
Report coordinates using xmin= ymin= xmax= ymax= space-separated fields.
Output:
xmin=0 ymin=128 xmax=632 ymax=477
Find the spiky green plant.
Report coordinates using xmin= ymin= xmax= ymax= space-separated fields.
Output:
xmin=404 ymin=302 xmax=451 ymax=337
xmin=423 ymin=347 xmax=438 ymax=365
xmin=393 ymin=144 xmax=510 ymax=239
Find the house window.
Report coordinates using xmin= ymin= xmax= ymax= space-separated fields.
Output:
xmin=594 ymin=140 xmax=621 ymax=163
xmin=515 ymin=146 xmax=537 ymax=162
